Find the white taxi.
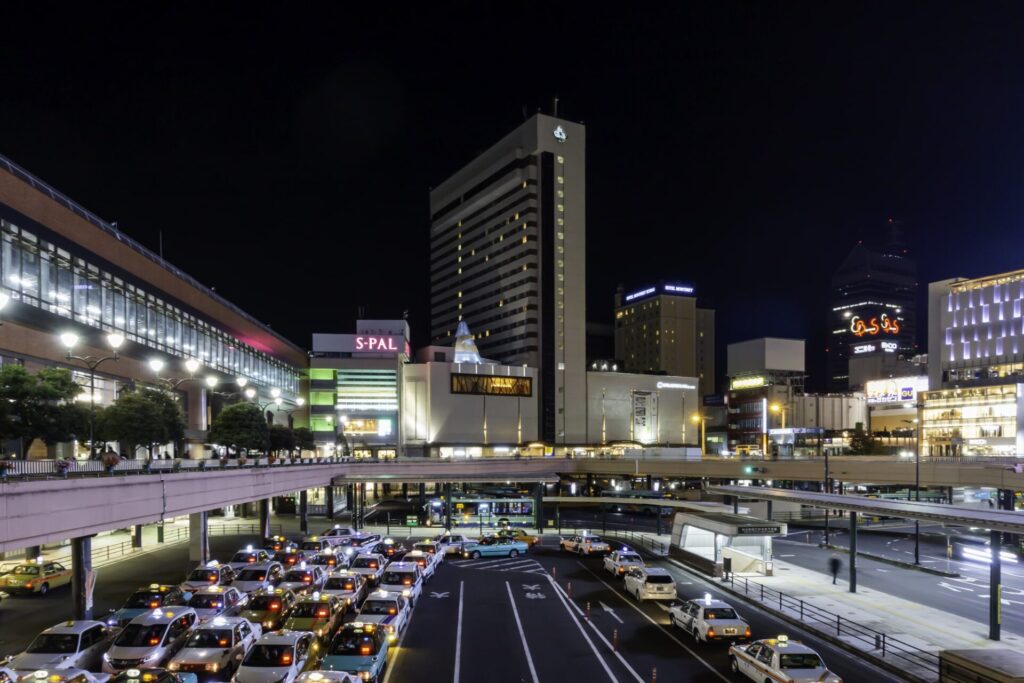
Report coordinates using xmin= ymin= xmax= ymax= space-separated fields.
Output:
xmin=179 ymin=561 xmax=235 ymax=593
xmin=278 ymin=565 xmax=327 ymax=596
xmin=185 ymin=586 xmax=246 ymax=622
xmin=602 ymin=548 xmax=644 ymax=577
xmin=227 ymin=547 xmax=272 ymax=572
xmin=167 ymin=616 xmax=260 ymax=677
xmin=234 ymin=630 xmax=320 ymax=683
xmin=294 ymin=672 xmax=358 ymax=683
xmin=623 ymin=567 xmax=677 ymax=602
xmin=321 ymin=571 xmax=367 ymax=609
xmin=9 ymin=620 xmax=112 ymax=672
xmin=102 ymin=607 xmax=198 ymax=673
xmin=670 ymin=595 xmax=751 ymax=642
xmin=232 ymin=562 xmax=285 ymax=595
xmin=560 ymin=534 xmax=610 ymax=555
xmin=729 ymin=636 xmax=843 ymax=683
xmin=319 ymin=526 xmax=358 ymax=547
xmin=347 ymin=555 xmax=386 ymax=586
xmin=432 ymin=532 xmax=471 ymax=556
xmin=403 ymin=550 xmax=438 ymax=580
xmin=355 ymin=591 xmax=411 ymax=643
xmin=377 ymin=563 xmax=423 ymax=605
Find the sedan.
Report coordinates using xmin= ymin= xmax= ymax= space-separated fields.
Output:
xmin=461 ymin=537 xmax=529 ymax=559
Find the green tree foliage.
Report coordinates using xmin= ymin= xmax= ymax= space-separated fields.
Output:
xmin=847 ymin=423 xmax=878 ymax=455
xmin=0 ymin=365 xmax=83 ymax=448
xmin=97 ymin=390 xmax=186 ymax=458
xmin=292 ymin=427 xmax=315 ymax=453
xmin=268 ymin=424 xmax=295 ymax=454
xmin=209 ymin=402 xmax=269 ymax=456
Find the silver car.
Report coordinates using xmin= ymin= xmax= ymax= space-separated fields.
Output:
xmin=278 ymin=566 xmax=327 ymax=596
xmin=102 ymin=607 xmax=198 ymax=673
xmin=9 ymin=620 xmax=111 ymax=673
xmin=186 ymin=587 xmax=247 ymax=623
xmin=233 ymin=563 xmax=284 ymax=595
xmin=226 ymin=548 xmax=272 ymax=572
xmin=234 ymin=631 xmax=319 ymax=683
xmin=167 ymin=616 xmax=261 ymax=678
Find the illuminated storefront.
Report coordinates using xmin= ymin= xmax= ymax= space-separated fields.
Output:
xmin=921 ymin=384 xmax=1024 ymax=457
xmin=865 ymin=375 xmax=928 ymax=435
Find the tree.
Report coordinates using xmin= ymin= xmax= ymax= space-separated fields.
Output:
xmin=0 ymin=366 xmax=82 ymax=455
xmin=293 ymin=427 xmax=315 ymax=454
xmin=209 ymin=403 xmax=269 ymax=456
xmin=268 ymin=424 xmax=295 ymax=455
xmin=98 ymin=390 xmax=186 ymax=458
xmin=847 ymin=423 xmax=878 ymax=455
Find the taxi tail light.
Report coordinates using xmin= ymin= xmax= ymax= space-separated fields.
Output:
xmin=149 ymin=638 xmax=161 ymax=645
xmin=209 ymin=577 xmax=217 ymax=583
xmin=288 ymin=558 xmax=297 ymax=564
xmin=359 ymin=645 xmax=372 ymax=656
xmin=269 ymin=602 xmax=282 ymax=611
xmin=149 ymin=601 xmax=160 ymax=608
xmin=248 ymin=558 xmax=256 ymax=563
xmin=403 ymin=579 xmax=411 ymax=585
xmin=303 ymin=577 xmax=312 ymax=583
xmin=25 ymin=583 xmax=33 ymax=589
xmin=387 ymin=608 xmax=397 ymax=615
xmin=280 ymin=654 xmax=292 ymax=665
xmin=219 ymin=639 xmax=229 ymax=647
xmin=744 ymin=627 xmax=751 ymax=637
xmin=316 ymin=608 xmax=329 ymax=617
xmin=368 ymin=563 xmax=377 ymax=569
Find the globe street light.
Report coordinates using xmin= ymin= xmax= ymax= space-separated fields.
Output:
xmin=150 ymin=358 xmax=204 ymax=390
xmin=205 ymin=376 xmax=218 ymax=389
xmin=60 ymin=332 xmax=123 ymax=459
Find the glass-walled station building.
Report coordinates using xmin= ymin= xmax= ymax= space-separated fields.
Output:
xmin=0 ymin=153 xmax=307 ymax=459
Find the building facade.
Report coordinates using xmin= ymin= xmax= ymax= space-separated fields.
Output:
xmin=828 ymin=230 xmax=917 ymax=391
xmin=613 ymin=282 xmax=715 ymax=394
xmin=921 ymin=384 xmax=1024 ymax=457
xmin=584 ymin=370 xmax=699 ymax=447
xmin=428 ymin=113 xmax=587 ymax=446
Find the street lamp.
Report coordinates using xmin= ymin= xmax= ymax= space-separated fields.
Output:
xmin=690 ymin=413 xmax=706 ymax=454
xmin=769 ymin=402 xmax=787 ymax=429
xmin=149 ymin=358 xmax=203 ymax=390
xmin=60 ymin=332 xmax=123 ymax=459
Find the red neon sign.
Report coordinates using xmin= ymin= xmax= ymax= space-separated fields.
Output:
xmin=850 ymin=313 xmax=900 ymax=337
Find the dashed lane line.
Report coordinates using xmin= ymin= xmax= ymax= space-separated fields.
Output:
xmin=546 ymin=572 xmax=621 ymax=682
xmin=505 ymin=581 xmax=540 ymax=683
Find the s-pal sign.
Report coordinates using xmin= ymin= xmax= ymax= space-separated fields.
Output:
xmin=355 ymin=336 xmax=399 ymax=351
xmin=316 ymin=334 xmax=408 ymax=355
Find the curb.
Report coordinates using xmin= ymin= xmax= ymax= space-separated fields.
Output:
xmin=822 ymin=543 xmax=960 ymax=578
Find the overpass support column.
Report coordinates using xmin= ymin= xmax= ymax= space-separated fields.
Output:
xmin=299 ymin=490 xmax=309 ymax=535
xmin=766 ymin=500 xmax=774 ymax=521
xmin=534 ymin=483 xmax=544 ymax=531
xmin=132 ymin=524 xmax=143 ymax=549
xmin=157 ymin=522 xmax=165 ymax=544
xmin=71 ymin=536 xmax=93 ymax=620
xmin=444 ymin=483 xmax=453 ymax=530
xmin=402 ymin=483 xmax=408 ymax=499
xmin=586 ymin=473 xmax=594 ymax=497
xmin=848 ymin=511 xmax=857 ymax=593
xmin=189 ymin=511 xmax=209 ymax=564
xmin=25 ymin=545 xmax=41 ymax=561
xmin=326 ymin=486 xmax=335 ymax=521
xmin=260 ymin=499 xmax=271 ymax=538
xmin=990 ymin=529 xmax=1002 ymax=641
xmin=645 ymin=474 xmax=652 ymax=490
xmin=418 ymin=483 xmax=426 ymax=509
xmin=732 ymin=496 xmax=739 ymax=514
xmin=345 ymin=485 xmax=354 ymax=512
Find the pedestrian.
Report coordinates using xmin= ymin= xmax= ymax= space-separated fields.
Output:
xmin=829 ymin=554 xmax=841 ymax=585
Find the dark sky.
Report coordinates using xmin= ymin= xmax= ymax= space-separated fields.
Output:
xmin=4 ymin=3 xmax=1024 ymax=388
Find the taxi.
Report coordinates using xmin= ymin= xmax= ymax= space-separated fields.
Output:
xmin=559 ymin=533 xmax=610 ymax=555
xmin=279 ymin=565 xmax=327 ymax=595
xmin=623 ymin=567 xmax=677 ymax=602
xmin=299 ymin=538 xmax=332 ymax=555
xmin=670 ymin=596 xmax=751 ymax=642
xmin=234 ymin=631 xmax=320 ymax=683
xmin=307 ymin=550 xmax=343 ymax=573
xmin=13 ymin=668 xmax=109 ymax=683
xmin=603 ymin=548 xmax=645 ymax=577
xmin=107 ymin=668 xmax=200 ymax=683
xmin=0 ymin=665 xmax=14 ymax=683
xmin=179 ymin=561 xmax=235 ymax=594
xmin=729 ymin=635 xmax=843 ymax=682
xmin=432 ymin=532 xmax=471 ymax=556
xmin=232 ymin=562 xmax=285 ymax=594
xmin=9 ymin=620 xmax=112 ymax=672
xmin=263 ymin=536 xmax=298 ymax=553
xmin=0 ymin=559 xmax=72 ymax=595
xmin=273 ymin=550 xmax=310 ymax=568
xmin=377 ymin=563 xmax=423 ymax=604
xmin=402 ymin=550 xmax=437 ymax=580
xmin=107 ymin=585 xmax=189 ymax=628
xmin=496 ymin=528 xmax=539 ymax=547
xmin=102 ymin=607 xmax=198 ymax=673
xmin=283 ymin=593 xmax=345 ymax=641
xmin=166 ymin=616 xmax=260 ymax=677
xmin=335 ymin=536 xmax=381 ymax=564
xmin=227 ymin=547 xmax=271 ymax=571
xmin=461 ymin=537 xmax=528 ymax=559
xmin=185 ymin=586 xmax=246 ymax=622
xmin=321 ymin=571 xmax=367 ymax=609
xmin=347 ymin=555 xmax=386 ymax=587
xmin=319 ymin=526 xmax=358 ymax=545
xmin=411 ymin=541 xmax=444 ymax=563
xmin=294 ymin=672 xmax=358 ymax=683
xmin=355 ymin=591 xmax=410 ymax=643
xmin=320 ymin=623 xmax=390 ymax=683
xmin=366 ymin=539 xmax=405 ymax=561
xmin=238 ymin=589 xmax=298 ymax=631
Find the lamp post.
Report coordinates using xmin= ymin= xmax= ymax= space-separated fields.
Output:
xmin=690 ymin=413 xmax=706 ymax=454
xmin=60 ymin=332 xmax=123 ymax=459
xmin=769 ymin=402 xmax=786 ymax=429
xmin=914 ymin=400 xmax=924 ymax=564
xmin=148 ymin=357 xmax=202 ymax=390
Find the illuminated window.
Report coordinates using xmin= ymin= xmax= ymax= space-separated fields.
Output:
xmin=558 ymin=260 xmax=564 ymax=268
xmin=458 ymin=303 xmax=462 ymax=309
xmin=522 ymin=180 xmax=527 ymax=188
xmin=522 ymin=265 xmax=527 ymax=271
xmin=458 ymin=291 xmax=462 ymax=297
xmin=557 ymin=218 xmax=564 ymax=226
xmin=557 ymin=176 xmax=564 ymax=184
xmin=557 ymin=204 xmax=564 ymax=212
xmin=514 ymin=212 xmax=519 ymax=220
xmin=458 ymin=256 xmax=462 ymax=262
xmin=557 ymin=190 xmax=564 ymax=198
xmin=522 ymin=223 xmax=527 ymax=230
xmin=557 ymin=232 xmax=564 ymax=240
xmin=557 ymin=155 xmax=564 ymax=163
xmin=457 ymin=244 xmax=462 ymax=251
xmin=458 ymin=268 xmax=462 ymax=274
xmin=521 ymin=236 xmax=527 ymax=244
xmin=499 ymin=234 xmax=503 ymax=241
xmin=557 ymin=245 xmax=564 ymax=253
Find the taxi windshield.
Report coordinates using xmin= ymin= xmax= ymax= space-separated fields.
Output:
xmin=26 ymin=633 xmax=79 ymax=653
xmin=115 ymin=623 xmax=167 ymax=647
xmin=325 ymin=577 xmax=356 ymax=591
xmin=186 ymin=569 xmax=218 ymax=582
xmin=231 ymin=552 xmax=259 ymax=563
xmin=188 ymin=594 xmax=224 ymax=609
xmin=381 ymin=571 xmax=414 ymax=585
xmin=413 ymin=544 xmax=435 ymax=552
xmin=186 ymin=629 xmax=233 ymax=648
xmin=779 ymin=653 xmax=825 ymax=669
xmin=247 ymin=595 xmax=282 ymax=611
xmin=704 ymin=608 xmax=737 ymax=619
xmin=243 ymin=644 xmax=294 ymax=667
xmin=360 ymin=600 xmax=396 ymax=615
xmin=329 ymin=632 xmax=378 ymax=655
xmin=351 ymin=558 xmax=379 ymax=569
xmin=235 ymin=569 xmax=268 ymax=582
xmin=10 ymin=565 xmax=40 ymax=576
xmin=290 ymin=602 xmax=331 ymax=618
xmin=284 ymin=571 xmax=313 ymax=583
xmin=124 ymin=591 xmax=163 ymax=608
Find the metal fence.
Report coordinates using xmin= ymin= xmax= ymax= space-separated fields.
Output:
xmin=0 ymin=456 xmax=347 ymax=479
xmin=556 ymin=526 xmax=668 ymax=555
xmin=728 ymin=573 xmax=939 ymax=678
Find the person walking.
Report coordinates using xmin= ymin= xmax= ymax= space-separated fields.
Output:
xmin=829 ymin=554 xmax=841 ymax=585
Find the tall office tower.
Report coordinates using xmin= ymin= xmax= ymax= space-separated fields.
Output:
xmin=613 ymin=282 xmax=716 ymax=394
xmin=429 ymin=114 xmax=587 ymax=445
xmin=827 ymin=222 xmax=917 ymax=391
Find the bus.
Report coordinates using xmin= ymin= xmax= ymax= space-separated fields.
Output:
xmin=426 ymin=497 xmax=534 ymax=528
xmin=598 ymin=489 xmax=675 ymax=515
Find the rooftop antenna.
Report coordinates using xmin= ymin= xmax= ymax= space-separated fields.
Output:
xmin=159 ymin=229 xmax=164 ymax=259
xmin=553 ymin=96 xmax=559 ymax=117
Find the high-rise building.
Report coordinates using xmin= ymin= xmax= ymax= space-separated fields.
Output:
xmin=827 ymin=224 xmax=917 ymax=391
xmin=429 ymin=114 xmax=586 ymax=445
xmin=613 ymin=282 xmax=715 ymax=394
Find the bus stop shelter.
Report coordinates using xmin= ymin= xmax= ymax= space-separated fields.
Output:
xmin=670 ymin=511 xmax=787 ymax=577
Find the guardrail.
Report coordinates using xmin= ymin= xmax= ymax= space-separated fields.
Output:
xmin=727 ymin=573 xmax=939 ymax=678
xmin=556 ymin=526 xmax=668 ymax=555
xmin=0 ymin=456 xmax=347 ymax=479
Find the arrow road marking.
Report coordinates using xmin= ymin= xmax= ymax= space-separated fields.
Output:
xmin=938 ymin=581 xmax=973 ymax=593
xmin=430 ymin=591 xmax=450 ymax=599
xmin=654 ymin=602 xmax=673 ymax=612
xmin=599 ymin=600 xmax=624 ymax=623
xmin=522 ymin=584 xmax=541 ymax=591
xmin=524 ymin=592 xmax=546 ymax=600
xmin=874 ymin=568 xmax=890 ymax=572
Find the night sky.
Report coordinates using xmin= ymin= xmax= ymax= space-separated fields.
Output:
xmin=4 ymin=4 xmax=1024 ymax=389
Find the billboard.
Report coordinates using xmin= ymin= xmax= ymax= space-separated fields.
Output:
xmin=632 ymin=391 xmax=659 ymax=444
xmin=865 ymin=376 xmax=928 ymax=404
xmin=450 ymin=373 xmax=533 ymax=397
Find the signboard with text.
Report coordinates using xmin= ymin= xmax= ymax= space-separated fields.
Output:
xmin=450 ymin=373 xmax=533 ymax=397
xmin=865 ymin=376 xmax=928 ymax=404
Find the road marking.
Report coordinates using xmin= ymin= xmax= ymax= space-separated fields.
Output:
xmin=545 ymin=574 xmax=622 ymax=682
xmin=453 ymin=580 xmax=464 ymax=683
xmin=875 ymin=568 xmax=890 ymax=572
xmin=505 ymin=582 xmax=540 ymax=683
xmin=430 ymin=591 xmax=450 ymax=598
xmin=938 ymin=581 xmax=973 ymax=593
xmin=522 ymin=583 xmax=541 ymax=590
xmin=575 ymin=561 xmax=730 ymax=683
xmin=525 ymin=592 xmax=546 ymax=600
xmin=599 ymin=600 xmax=624 ymax=624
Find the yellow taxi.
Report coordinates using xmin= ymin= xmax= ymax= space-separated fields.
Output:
xmin=496 ymin=528 xmax=539 ymax=547
xmin=0 ymin=559 xmax=72 ymax=595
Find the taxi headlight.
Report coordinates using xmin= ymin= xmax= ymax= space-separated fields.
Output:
xmin=205 ymin=663 xmax=219 ymax=673
xmin=359 ymin=673 xmax=371 ymax=681
xmin=102 ymin=654 xmax=111 ymax=663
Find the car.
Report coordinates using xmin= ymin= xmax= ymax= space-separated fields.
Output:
xmin=9 ymin=620 xmax=112 ymax=672
xmin=238 ymin=589 xmax=298 ymax=632
xmin=233 ymin=631 xmax=320 ymax=683
xmin=226 ymin=547 xmax=272 ymax=572
xmin=108 ymin=668 xmax=199 ymax=683
xmin=107 ymin=586 xmax=191 ymax=628
xmin=101 ymin=607 xmax=198 ymax=673
xmin=186 ymin=586 xmax=247 ymax=622
xmin=167 ymin=616 xmax=261 ymax=678
xmin=0 ymin=665 xmax=15 ymax=683
xmin=299 ymin=539 xmax=332 ymax=555
xmin=461 ymin=537 xmax=529 ymax=559
xmin=263 ymin=537 xmax=298 ymax=553
xmin=496 ymin=528 xmax=539 ymax=547
xmin=283 ymin=594 xmax=345 ymax=641
xmin=232 ymin=563 xmax=285 ymax=595
xmin=355 ymin=591 xmax=410 ymax=643
xmin=402 ymin=550 xmax=437 ymax=580
xmin=179 ymin=562 xmax=236 ymax=594
xmin=320 ymin=623 xmax=390 ymax=683
xmin=432 ymin=533 xmax=471 ymax=556
xmin=729 ymin=636 xmax=843 ymax=683
xmin=294 ymin=672 xmax=358 ymax=683
xmin=12 ymin=668 xmax=110 ymax=683
xmin=321 ymin=572 xmax=367 ymax=609
xmin=0 ymin=559 xmax=72 ymax=595
xmin=411 ymin=542 xmax=444 ymax=563
xmin=320 ymin=526 xmax=358 ymax=542
xmin=366 ymin=539 xmax=405 ymax=561
xmin=347 ymin=555 xmax=386 ymax=586
xmin=377 ymin=563 xmax=423 ymax=604
xmin=307 ymin=551 xmax=344 ymax=573
xmin=603 ymin=549 xmax=645 ymax=577
xmin=278 ymin=566 xmax=327 ymax=596
xmin=623 ymin=567 xmax=677 ymax=602
xmin=272 ymin=550 xmax=310 ymax=568
xmin=670 ymin=597 xmax=751 ymax=642
xmin=560 ymin=534 xmax=610 ymax=555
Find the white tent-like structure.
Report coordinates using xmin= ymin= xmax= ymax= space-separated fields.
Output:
xmin=453 ymin=321 xmax=485 ymax=363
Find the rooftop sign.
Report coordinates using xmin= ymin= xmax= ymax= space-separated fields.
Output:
xmin=623 ymin=283 xmax=696 ymax=303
